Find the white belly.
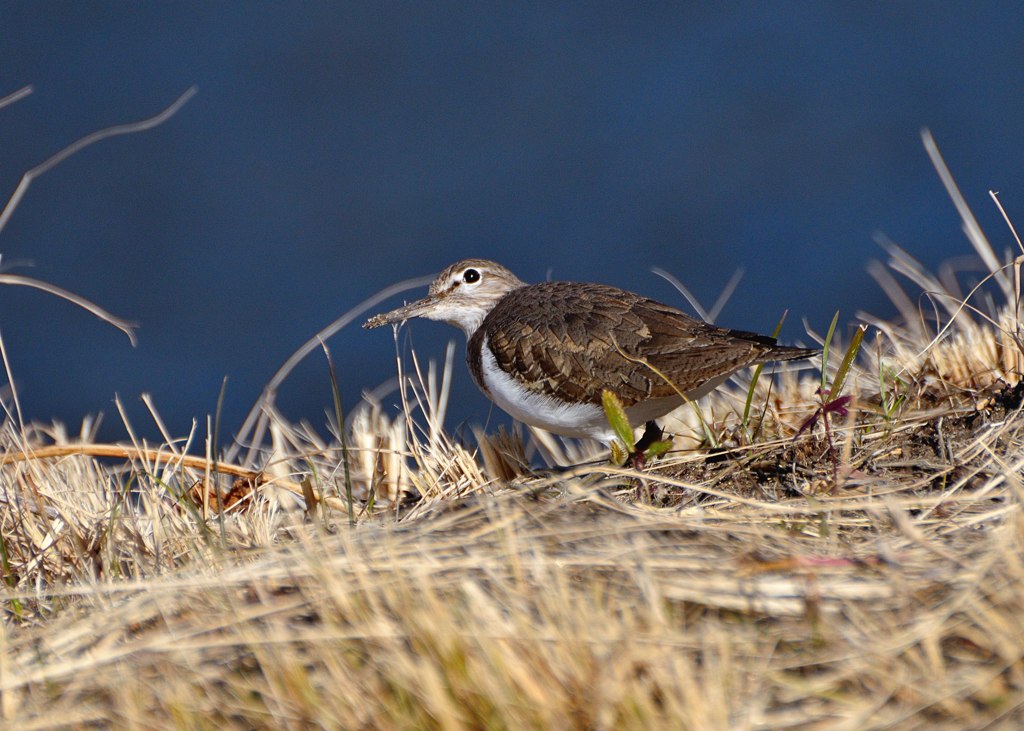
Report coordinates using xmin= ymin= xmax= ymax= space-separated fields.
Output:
xmin=478 ymin=337 xmax=684 ymax=442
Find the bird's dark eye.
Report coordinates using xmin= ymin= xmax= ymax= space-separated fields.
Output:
xmin=463 ymin=268 xmax=480 ymax=284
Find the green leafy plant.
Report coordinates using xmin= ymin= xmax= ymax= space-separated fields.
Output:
xmin=741 ymin=310 xmax=789 ymax=441
xmin=797 ymin=313 xmax=866 ymax=474
xmin=602 ymin=390 xmax=673 ymax=467
xmin=877 ymin=349 xmax=908 ymax=424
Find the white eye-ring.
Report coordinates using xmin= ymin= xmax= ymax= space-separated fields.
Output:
xmin=462 ymin=268 xmax=481 ymax=284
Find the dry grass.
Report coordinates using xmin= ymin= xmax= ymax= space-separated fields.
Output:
xmin=3 ymin=282 xmax=1024 ymax=729
xmin=2 ymin=384 xmax=1024 ymax=729
xmin=2 ymin=114 xmax=1024 ymax=727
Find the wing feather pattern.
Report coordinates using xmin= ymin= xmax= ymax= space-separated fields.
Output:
xmin=469 ymin=281 xmax=812 ymax=407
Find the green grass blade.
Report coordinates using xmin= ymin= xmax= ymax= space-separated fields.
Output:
xmin=212 ymin=375 xmax=229 ymax=545
xmin=742 ymin=310 xmax=789 ymax=430
xmin=821 ymin=311 xmax=840 ymax=391
xmin=322 ymin=339 xmax=355 ymax=526
xmin=602 ymin=390 xmax=635 ymax=447
xmin=830 ymin=324 xmax=867 ymax=397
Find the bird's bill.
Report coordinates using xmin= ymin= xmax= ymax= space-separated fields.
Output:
xmin=363 ymin=295 xmax=440 ymax=329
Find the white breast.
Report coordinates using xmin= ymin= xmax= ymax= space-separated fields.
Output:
xmin=478 ymin=337 xmax=612 ymax=440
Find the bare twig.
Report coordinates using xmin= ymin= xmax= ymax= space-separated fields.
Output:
xmin=0 ymin=86 xmax=33 ymax=112
xmin=921 ymin=128 xmax=1011 ymax=301
xmin=0 ymin=442 xmax=348 ymax=510
xmin=230 ymin=273 xmax=434 ymax=464
xmin=0 ymin=86 xmax=197 ymax=237
xmin=0 ymin=273 xmax=137 ymax=345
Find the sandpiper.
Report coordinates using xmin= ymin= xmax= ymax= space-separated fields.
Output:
xmin=365 ymin=259 xmax=815 ymax=446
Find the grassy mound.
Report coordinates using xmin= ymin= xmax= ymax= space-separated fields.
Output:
xmin=2 ymin=120 xmax=1023 ymax=727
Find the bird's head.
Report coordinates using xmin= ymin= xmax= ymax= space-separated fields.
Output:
xmin=364 ymin=259 xmax=525 ymax=337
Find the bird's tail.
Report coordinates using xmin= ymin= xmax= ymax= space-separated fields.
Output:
xmin=766 ymin=345 xmax=819 ymax=362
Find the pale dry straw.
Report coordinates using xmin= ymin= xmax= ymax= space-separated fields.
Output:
xmin=0 ymin=103 xmax=1022 ymax=728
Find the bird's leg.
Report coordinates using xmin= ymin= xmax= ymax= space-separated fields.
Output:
xmin=628 ymin=420 xmax=665 ymax=468
xmin=634 ymin=420 xmax=664 ymax=452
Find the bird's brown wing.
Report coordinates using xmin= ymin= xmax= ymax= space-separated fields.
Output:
xmin=476 ymin=281 xmax=793 ymax=407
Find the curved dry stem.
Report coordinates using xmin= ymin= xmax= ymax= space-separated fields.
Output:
xmin=0 ymin=442 xmax=348 ymax=511
xmin=650 ymin=266 xmax=711 ymax=322
xmin=0 ymin=85 xmax=33 ymax=111
xmin=230 ymin=273 xmax=435 ymax=464
xmin=0 ymin=86 xmax=197 ymax=237
xmin=922 ymin=128 xmax=1012 ymax=301
xmin=0 ymin=273 xmax=137 ymax=345
xmin=901 ymin=261 xmax=1024 ymax=380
